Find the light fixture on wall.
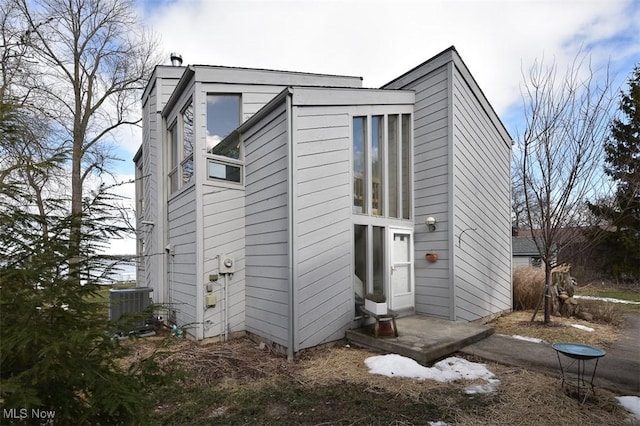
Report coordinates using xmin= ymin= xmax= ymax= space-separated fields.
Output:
xmin=425 ymin=216 xmax=437 ymax=232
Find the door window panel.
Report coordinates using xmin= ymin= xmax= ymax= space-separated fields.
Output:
xmin=392 ymin=233 xmax=411 ymax=293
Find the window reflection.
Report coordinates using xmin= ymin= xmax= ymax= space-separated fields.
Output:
xmin=182 ymin=103 xmax=194 ymax=185
xmin=402 ymin=114 xmax=411 ymax=219
xmin=353 ymin=117 xmax=367 ymax=214
xmin=388 ymin=115 xmax=399 ymax=218
xmin=354 ymin=225 xmax=367 ymax=301
xmin=372 ymin=116 xmax=383 ymax=216
xmin=207 ymin=94 xmax=241 ymax=158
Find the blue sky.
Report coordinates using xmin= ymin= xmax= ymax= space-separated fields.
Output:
xmin=107 ymin=0 xmax=640 ymax=253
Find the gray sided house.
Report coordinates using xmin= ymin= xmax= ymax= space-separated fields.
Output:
xmin=134 ymin=46 xmax=513 ymax=356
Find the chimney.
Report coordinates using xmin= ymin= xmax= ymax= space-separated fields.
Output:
xmin=170 ymin=52 xmax=183 ymax=67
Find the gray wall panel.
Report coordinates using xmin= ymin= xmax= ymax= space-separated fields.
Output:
xmin=244 ymin=102 xmax=290 ymax=347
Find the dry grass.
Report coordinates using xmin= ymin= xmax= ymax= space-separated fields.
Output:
xmin=513 ymin=267 xmax=545 ymax=310
xmin=128 ymin=331 xmax=637 ymax=425
xmin=298 ymin=346 xmax=632 ymax=425
xmin=124 ymin=332 xmax=299 ymax=386
xmin=489 ymin=310 xmax=621 ymax=348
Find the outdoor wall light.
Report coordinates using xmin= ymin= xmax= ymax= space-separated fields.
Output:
xmin=425 ymin=216 xmax=437 ymax=232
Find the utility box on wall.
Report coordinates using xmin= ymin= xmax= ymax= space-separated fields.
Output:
xmin=218 ymin=255 xmax=235 ymax=274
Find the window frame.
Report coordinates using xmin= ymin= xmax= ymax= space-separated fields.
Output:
xmin=203 ymin=93 xmax=244 ymax=187
xmin=206 ymin=93 xmax=242 ymax=159
xmin=167 ymin=120 xmax=179 ymax=195
xmin=352 ymin=111 xmax=412 ymax=220
xmin=167 ymin=98 xmax=196 ymax=196
xmin=181 ymin=102 xmax=194 ymax=186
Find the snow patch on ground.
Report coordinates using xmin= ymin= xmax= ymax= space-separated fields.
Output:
xmin=574 ymin=295 xmax=640 ymax=305
xmin=510 ymin=334 xmax=546 ymax=343
xmin=365 ymin=354 xmax=499 ymax=394
xmin=617 ymin=396 xmax=640 ymax=421
xmin=570 ymin=324 xmax=595 ymax=332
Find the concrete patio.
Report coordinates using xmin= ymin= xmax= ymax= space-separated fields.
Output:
xmin=346 ymin=315 xmax=494 ymax=365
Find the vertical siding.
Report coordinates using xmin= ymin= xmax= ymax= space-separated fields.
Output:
xmin=243 ymin=102 xmax=290 ymax=347
xmin=293 ymin=106 xmax=352 ymax=350
xmin=167 ymin=186 xmax=198 ymax=327
xmin=391 ymin=65 xmax=453 ymax=319
xmin=201 ymin=187 xmax=246 ymax=339
xmin=142 ymin=86 xmax=159 ymax=298
xmin=451 ymin=65 xmax=512 ymax=321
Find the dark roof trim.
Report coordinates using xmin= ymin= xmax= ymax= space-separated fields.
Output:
xmin=133 ymin=145 xmax=142 ymax=163
xmin=162 ymin=66 xmax=195 ymax=117
xmin=189 ymin=64 xmax=362 ymax=81
xmin=383 ymin=46 xmax=458 ymax=88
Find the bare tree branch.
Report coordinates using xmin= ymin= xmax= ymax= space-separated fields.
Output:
xmin=515 ymin=51 xmax=617 ymax=323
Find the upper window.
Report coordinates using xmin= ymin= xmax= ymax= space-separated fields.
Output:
xmin=353 ymin=117 xmax=367 ymax=214
xmin=135 ymin=161 xmax=144 ymax=218
xmin=372 ymin=116 xmax=384 ymax=216
xmin=353 ymin=114 xmax=412 ymax=219
xmin=207 ymin=94 xmax=241 ymax=158
xmin=182 ymin=103 xmax=194 ymax=185
xmin=168 ymin=101 xmax=195 ymax=195
xmin=168 ymin=122 xmax=179 ymax=194
xmin=206 ymin=94 xmax=243 ymax=184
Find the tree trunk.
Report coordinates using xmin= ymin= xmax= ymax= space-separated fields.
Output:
xmin=69 ymin=126 xmax=83 ymax=284
xmin=544 ymin=262 xmax=551 ymax=323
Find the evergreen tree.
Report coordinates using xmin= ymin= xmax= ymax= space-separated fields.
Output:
xmin=0 ymin=2 xmax=170 ymax=423
xmin=588 ymin=66 xmax=640 ymax=281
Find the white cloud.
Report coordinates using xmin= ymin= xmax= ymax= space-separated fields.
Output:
xmin=141 ymin=0 xmax=639 ymax=119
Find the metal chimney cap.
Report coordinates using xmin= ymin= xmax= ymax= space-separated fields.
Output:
xmin=170 ymin=52 xmax=183 ymax=66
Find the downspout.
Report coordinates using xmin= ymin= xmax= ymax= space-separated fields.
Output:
xmin=286 ymin=91 xmax=295 ymax=360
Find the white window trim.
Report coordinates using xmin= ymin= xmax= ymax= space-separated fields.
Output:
xmin=351 ymin=109 xmax=413 ymax=220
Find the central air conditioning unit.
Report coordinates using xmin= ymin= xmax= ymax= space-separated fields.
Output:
xmin=109 ymin=287 xmax=153 ymax=334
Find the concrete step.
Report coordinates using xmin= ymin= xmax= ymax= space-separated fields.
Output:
xmin=346 ymin=315 xmax=494 ymax=365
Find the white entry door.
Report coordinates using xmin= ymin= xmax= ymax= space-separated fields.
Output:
xmin=389 ymin=229 xmax=414 ymax=310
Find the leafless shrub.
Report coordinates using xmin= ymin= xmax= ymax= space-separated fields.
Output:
xmin=577 ymin=299 xmax=625 ymax=326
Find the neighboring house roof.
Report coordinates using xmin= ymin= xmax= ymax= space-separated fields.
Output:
xmin=512 ymin=236 xmax=540 ymax=256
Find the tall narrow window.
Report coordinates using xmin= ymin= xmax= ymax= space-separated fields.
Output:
xmin=353 ymin=117 xmax=367 ymax=214
xmin=182 ymin=103 xmax=194 ymax=185
xmin=354 ymin=225 xmax=368 ymax=300
xmin=135 ymin=162 xmax=144 ymax=218
xmin=371 ymin=116 xmax=384 ymax=216
xmin=207 ymin=94 xmax=241 ymax=158
xmin=372 ymin=226 xmax=385 ymax=296
xmin=401 ymin=114 xmax=411 ymax=219
xmin=388 ymin=115 xmax=399 ymax=218
xmin=168 ymin=124 xmax=178 ymax=194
